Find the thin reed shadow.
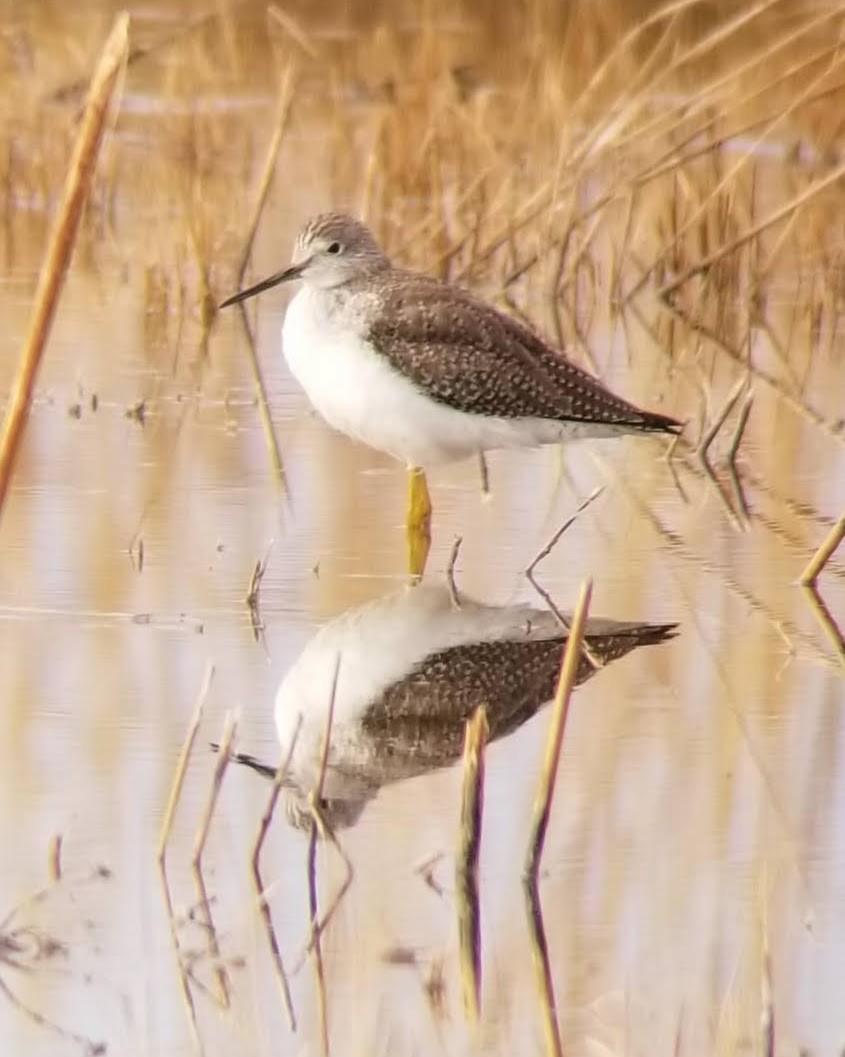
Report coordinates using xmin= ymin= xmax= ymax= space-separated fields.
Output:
xmin=523 ymin=877 xmax=563 ymax=1057
xmin=251 ymin=716 xmax=303 ymax=1032
xmin=189 ymin=711 xmax=239 ymax=1010
xmin=0 ymin=867 xmax=111 ymax=1055
xmin=304 ymin=658 xmax=342 ymax=1057
xmin=761 ymin=924 xmax=775 ymax=1057
xmin=157 ymin=663 xmax=214 ymax=1053
xmin=698 ymin=456 xmax=746 ymax=532
xmin=246 ymin=539 xmax=275 ymax=644
xmin=307 ymin=810 xmax=329 ymax=1057
xmin=157 ymin=853 xmax=203 ymax=1052
xmin=725 ymin=390 xmax=754 ymax=529
xmin=697 ymin=375 xmax=750 ymax=531
xmin=446 ymin=536 xmax=463 ymax=608
xmin=477 ymin=452 xmax=490 ymax=497
xmin=525 ymin=490 xmax=603 ymax=671
xmin=801 ymin=584 xmax=845 ymax=667
xmin=234 ymin=304 xmax=289 ymax=498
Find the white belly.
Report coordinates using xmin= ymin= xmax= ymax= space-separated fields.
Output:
xmin=281 ymin=287 xmax=620 ymax=466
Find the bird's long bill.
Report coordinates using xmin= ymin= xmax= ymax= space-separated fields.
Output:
xmin=219 ymin=260 xmax=307 ymax=308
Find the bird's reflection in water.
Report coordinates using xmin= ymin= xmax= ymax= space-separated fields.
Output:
xmin=239 ymin=584 xmax=677 ymax=831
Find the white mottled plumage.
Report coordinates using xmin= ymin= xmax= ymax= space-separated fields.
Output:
xmin=221 ymin=212 xmax=680 ymax=467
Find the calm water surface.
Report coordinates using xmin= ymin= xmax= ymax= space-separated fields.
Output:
xmin=1 ymin=3 xmax=844 ymax=1055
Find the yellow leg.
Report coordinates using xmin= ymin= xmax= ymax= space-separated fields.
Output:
xmin=406 ymin=467 xmax=432 ymax=577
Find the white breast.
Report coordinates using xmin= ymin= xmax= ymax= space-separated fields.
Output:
xmin=282 ymin=286 xmax=411 ymax=458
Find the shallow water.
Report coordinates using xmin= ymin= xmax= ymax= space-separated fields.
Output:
xmin=1 ymin=3 xmax=845 ymax=1055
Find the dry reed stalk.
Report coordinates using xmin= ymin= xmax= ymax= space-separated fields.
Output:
xmin=629 ymin=67 xmax=845 ymax=207
xmin=456 ymin=708 xmax=488 ymax=1024
xmin=727 ymin=390 xmax=754 ymax=468
xmin=524 ymin=486 xmax=604 ymax=672
xmin=526 ymin=487 xmax=605 ymax=577
xmin=192 ymin=710 xmax=238 ymax=1010
xmin=246 ymin=539 xmax=274 ymax=641
xmin=267 ymin=4 xmax=319 ymax=60
xmin=0 ymin=14 xmax=128 ymax=520
xmin=629 ymin=33 xmax=845 ymax=295
xmin=155 ymin=665 xmax=213 ymax=1049
xmin=235 ymin=311 xmax=288 ymax=491
xmin=698 ymin=375 xmax=748 ymax=462
xmin=236 ymin=65 xmax=296 ymax=285
xmin=459 ymin=712 xmax=488 ymax=859
xmin=158 ymin=661 xmax=215 ymax=864
xmin=252 ymin=714 xmax=303 ymax=874
xmin=192 ymin=710 xmax=237 ymax=869
xmin=562 ymin=0 xmax=781 ymax=190
xmin=225 ymin=66 xmax=297 ymax=495
xmin=799 ymin=511 xmax=845 ymax=587
xmin=593 ymin=447 xmax=838 ymax=671
xmin=621 ymin=9 xmax=845 ymax=182
xmin=658 ymin=153 xmax=845 ymax=300
xmin=524 ymin=578 xmax=593 ymax=883
xmin=662 ymin=296 xmax=844 ymax=447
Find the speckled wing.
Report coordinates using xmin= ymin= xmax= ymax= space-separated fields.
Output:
xmin=366 ymin=273 xmax=679 ymax=430
xmin=361 ymin=622 xmax=677 ymax=766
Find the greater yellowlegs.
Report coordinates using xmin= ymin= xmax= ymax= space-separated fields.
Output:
xmin=262 ymin=583 xmax=677 ymax=829
xmin=221 ymin=213 xmax=680 ymax=545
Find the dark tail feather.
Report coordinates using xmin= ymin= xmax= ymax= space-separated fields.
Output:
xmin=640 ymin=409 xmax=683 ymax=435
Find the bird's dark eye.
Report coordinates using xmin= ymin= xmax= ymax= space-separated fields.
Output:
xmin=326 ymin=241 xmax=342 ymax=254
